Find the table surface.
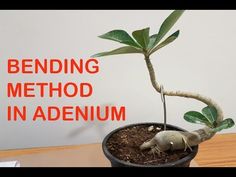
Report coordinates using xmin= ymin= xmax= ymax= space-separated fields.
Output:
xmin=0 ymin=133 xmax=235 ymax=167
xmin=195 ymin=133 xmax=236 ymax=167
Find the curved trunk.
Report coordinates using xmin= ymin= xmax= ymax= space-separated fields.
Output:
xmin=141 ymin=57 xmax=223 ymax=151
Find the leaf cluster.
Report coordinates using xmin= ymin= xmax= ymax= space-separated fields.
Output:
xmin=184 ymin=106 xmax=235 ymax=132
xmin=92 ymin=10 xmax=184 ymax=58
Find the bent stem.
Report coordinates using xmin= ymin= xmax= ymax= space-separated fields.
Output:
xmin=143 ymin=56 xmax=224 ymax=146
xmin=144 ymin=56 xmax=224 ymax=124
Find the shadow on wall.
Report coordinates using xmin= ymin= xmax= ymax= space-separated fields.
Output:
xmin=66 ymin=103 xmax=114 ymax=139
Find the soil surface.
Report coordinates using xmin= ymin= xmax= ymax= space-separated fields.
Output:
xmin=106 ymin=124 xmax=190 ymax=165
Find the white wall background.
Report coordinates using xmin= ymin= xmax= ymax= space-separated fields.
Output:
xmin=0 ymin=10 xmax=235 ymax=150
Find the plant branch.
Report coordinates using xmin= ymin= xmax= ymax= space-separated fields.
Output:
xmin=144 ymin=56 xmax=224 ymax=125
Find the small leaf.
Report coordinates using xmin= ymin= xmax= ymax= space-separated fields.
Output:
xmin=184 ymin=111 xmax=212 ymax=127
xmin=213 ymin=118 xmax=235 ymax=132
xmin=132 ymin=27 xmax=150 ymax=49
xmin=150 ymin=30 xmax=179 ymax=55
xmin=91 ymin=46 xmax=142 ymax=57
xmin=201 ymin=106 xmax=217 ymax=126
xmin=147 ymin=34 xmax=158 ymax=50
xmin=99 ymin=30 xmax=141 ymax=48
xmin=153 ymin=10 xmax=184 ymax=47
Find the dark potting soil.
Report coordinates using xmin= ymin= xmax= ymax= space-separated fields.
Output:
xmin=106 ymin=124 xmax=190 ymax=165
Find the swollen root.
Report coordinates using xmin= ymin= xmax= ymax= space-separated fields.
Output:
xmin=140 ymin=127 xmax=215 ymax=152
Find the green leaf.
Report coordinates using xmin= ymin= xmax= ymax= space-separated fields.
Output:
xmin=99 ymin=30 xmax=141 ymax=48
xmin=153 ymin=10 xmax=184 ymax=47
xmin=150 ymin=30 xmax=179 ymax=55
xmin=132 ymin=27 xmax=150 ymax=49
xmin=147 ymin=34 xmax=158 ymax=50
xmin=91 ymin=46 xmax=142 ymax=57
xmin=201 ymin=106 xmax=217 ymax=127
xmin=184 ymin=111 xmax=212 ymax=127
xmin=213 ymin=118 xmax=235 ymax=132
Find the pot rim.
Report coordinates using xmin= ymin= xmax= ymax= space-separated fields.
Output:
xmin=102 ymin=122 xmax=199 ymax=167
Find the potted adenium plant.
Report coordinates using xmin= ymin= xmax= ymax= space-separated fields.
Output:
xmin=92 ymin=10 xmax=235 ymax=167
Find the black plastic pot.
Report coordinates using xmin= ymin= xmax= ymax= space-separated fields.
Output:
xmin=102 ymin=122 xmax=198 ymax=167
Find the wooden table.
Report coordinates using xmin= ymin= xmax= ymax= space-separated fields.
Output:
xmin=195 ymin=133 xmax=236 ymax=167
xmin=0 ymin=133 xmax=235 ymax=167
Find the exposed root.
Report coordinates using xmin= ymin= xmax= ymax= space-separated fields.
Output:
xmin=140 ymin=128 xmax=215 ymax=152
xmin=181 ymin=137 xmax=192 ymax=152
xmin=149 ymin=145 xmax=164 ymax=157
